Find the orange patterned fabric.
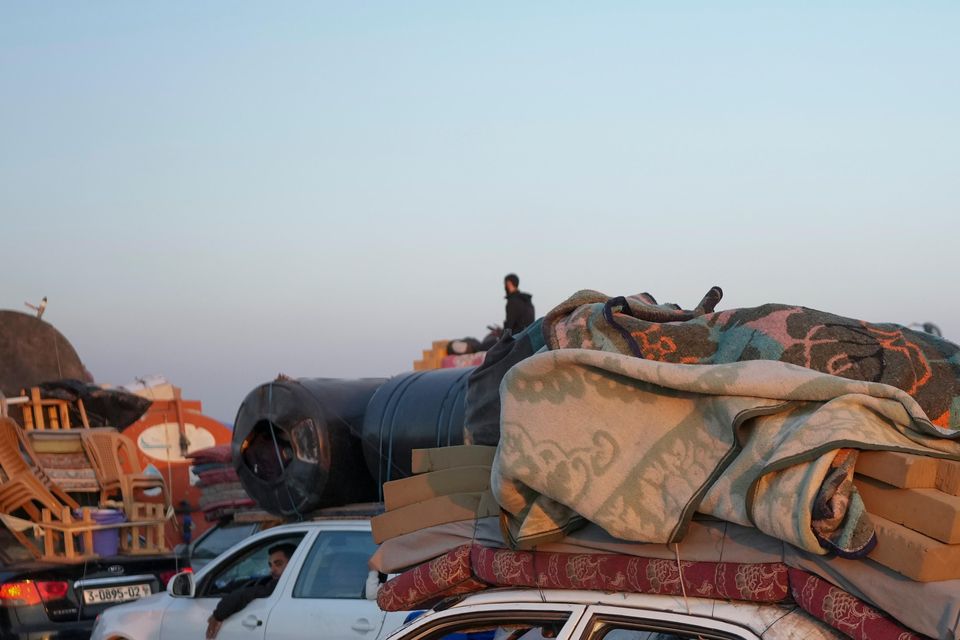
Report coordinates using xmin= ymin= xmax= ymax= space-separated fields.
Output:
xmin=544 ymin=288 xmax=960 ymax=431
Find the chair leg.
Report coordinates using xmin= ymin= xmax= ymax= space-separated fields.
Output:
xmin=41 ymin=509 xmax=55 ymax=559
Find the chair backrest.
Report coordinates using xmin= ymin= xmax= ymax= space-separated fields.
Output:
xmin=0 ymin=416 xmax=71 ymax=513
xmin=82 ymin=429 xmax=143 ymax=485
xmin=0 ymin=417 xmax=33 ymax=477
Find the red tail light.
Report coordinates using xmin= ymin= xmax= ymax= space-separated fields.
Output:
xmin=0 ymin=581 xmax=70 ymax=606
xmin=36 ymin=581 xmax=69 ymax=602
xmin=0 ymin=582 xmax=41 ymax=607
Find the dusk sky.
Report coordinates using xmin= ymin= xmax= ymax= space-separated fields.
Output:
xmin=3 ymin=3 xmax=957 ymax=422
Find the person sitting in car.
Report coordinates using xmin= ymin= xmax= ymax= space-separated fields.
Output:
xmin=205 ymin=543 xmax=297 ymax=639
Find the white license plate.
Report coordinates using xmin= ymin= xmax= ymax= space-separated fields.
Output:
xmin=82 ymin=583 xmax=152 ymax=605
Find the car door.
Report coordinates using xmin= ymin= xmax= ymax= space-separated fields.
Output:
xmin=159 ymin=530 xmax=309 ymax=640
xmin=265 ymin=526 xmax=388 ymax=640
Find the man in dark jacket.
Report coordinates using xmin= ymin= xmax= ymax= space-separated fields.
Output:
xmin=503 ymin=273 xmax=535 ymax=335
xmin=205 ymin=543 xmax=297 ymax=639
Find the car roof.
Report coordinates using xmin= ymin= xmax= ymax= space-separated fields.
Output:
xmin=437 ymin=588 xmax=814 ymax=638
xmin=251 ymin=517 xmax=373 ymax=533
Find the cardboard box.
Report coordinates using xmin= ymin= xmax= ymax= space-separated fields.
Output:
xmin=411 ymin=445 xmax=497 ymax=474
xmin=383 ymin=466 xmax=491 ymax=511
xmin=371 ymin=491 xmax=500 ymax=544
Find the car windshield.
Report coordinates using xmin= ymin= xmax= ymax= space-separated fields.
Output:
xmin=190 ymin=523 xmax=259 ymax=569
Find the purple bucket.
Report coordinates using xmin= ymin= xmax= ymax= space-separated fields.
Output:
xmin=77 ymin=509 xmax=126 ymax=557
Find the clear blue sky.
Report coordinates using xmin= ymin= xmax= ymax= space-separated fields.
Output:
xmin=3 ymin=3 xmax=958 ymax=422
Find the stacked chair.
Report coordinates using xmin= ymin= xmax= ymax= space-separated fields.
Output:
xmin=0 ymin=406 xmax=171 ymax=561
xmin=0 ymin=416 xmax=97 ymax=561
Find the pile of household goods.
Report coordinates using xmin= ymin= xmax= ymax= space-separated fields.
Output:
xmin=414 ymin=339 xmax=487 ymax=370
xmin=371 ymin=287 xmax=960 ymax=640
xmin=187 ymin=445 xmax=267 ymax=523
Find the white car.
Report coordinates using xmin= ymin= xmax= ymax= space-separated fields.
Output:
xmin=385 ymin=589 xmax=845 ymax=640
xmin=92 ymin=518 xmax=409 ymax=640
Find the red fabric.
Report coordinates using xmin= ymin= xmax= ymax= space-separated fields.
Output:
xmin=200 ymin=497 xmax=255 ymax=513
xmin=471 ymin=546 xmax=788 ymax=603
xmin=186 ymin=445 xmax=232 ymax=463
xmin=197 ymin=468 xmax=240 ymax=485
xmin=377 ymin=543 xmax=789 ymax=612
xmin=378 ymin=545 xmax=931 ymax=639
xmin=441 ymin=353 xmax=487 ymax=368
xmin=788 ymin=569 xmax=926 ymax=640
xmin=377 ymin=544 xmax=488 ymax=611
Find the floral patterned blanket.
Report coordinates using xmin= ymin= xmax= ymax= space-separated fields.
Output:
xmin=543 ymin=287 xmax=960 ymax=430
xmin=492 ymin=349 xmax=960 ymax=555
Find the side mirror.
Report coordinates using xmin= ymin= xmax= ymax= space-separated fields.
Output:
xmin=168 ymin=571 xmax=196 ymax=598
xmin=364 ymin=570 xmax=380 ymax=601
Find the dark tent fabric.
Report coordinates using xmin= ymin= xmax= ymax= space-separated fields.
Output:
xmin=37 ymin=380 xmax=151 ymax=429
xmin=463 ymin=319 xmax=546 ymax=446
xmin=0 ymin=310 xmax=93 ymax=396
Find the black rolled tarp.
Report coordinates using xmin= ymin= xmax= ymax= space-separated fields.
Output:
xmin=0 ymin=310 xmax=93 ymax=396
xmin=232 ymin=377 xmax=386 ymax=518
xmin=361 ymin=367 xmax=472 ymax=494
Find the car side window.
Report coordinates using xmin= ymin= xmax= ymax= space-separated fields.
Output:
xmin=600 ymin=630 xmax=688 ymax=640
xmin=398 ymin=613 xmax=571 ymax=640
xmin=589 ymin=618 xmax=750 ymax=640
xmin=201 ymin=534 xmax=305 ymax=598
xmin=292 ymin=530 xmax=377 ymax=599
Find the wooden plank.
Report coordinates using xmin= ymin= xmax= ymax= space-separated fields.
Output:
xmin=938 ymin=459 xmax=960 ymax=497
xmin=42 ymin=509 xmax=54 ymax=558
xmin=854 ymin=475 xmax=960 ymax=544
xmin=868 ymin=513 xmax=960 ymax=582
xmin=77 ymin=398 xmax=90 ymax=429
xmin=855 ymin=451 xmax=939 ymax=489
xmin=31 ymin=388 xmax=45 ymax=430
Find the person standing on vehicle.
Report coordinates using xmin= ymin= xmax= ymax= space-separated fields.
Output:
xmin=503 ymin=273 xmax=535 ymax=335
xmin=205 ymin=543 xmax=297 ymax=639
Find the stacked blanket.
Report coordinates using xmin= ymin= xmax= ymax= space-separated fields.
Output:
xmin=187 ymin=446 xmax=255 ymax=522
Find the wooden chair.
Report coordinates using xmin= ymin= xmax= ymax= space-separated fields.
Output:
xmin=0 ymin=418 xmax=80 ymax=515
xmin=81 ymin=428 xmax=170 ymax=518
xmin=16 ymin=387 xmax=92 ymax=431
xmin=0 ymin=417 xmax=96 ymax=561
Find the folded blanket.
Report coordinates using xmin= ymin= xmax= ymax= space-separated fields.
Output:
xmin=544 ymin=288 xmax=960 ymax=430
xmin=493 ymin=349 xmax=960 ymax=554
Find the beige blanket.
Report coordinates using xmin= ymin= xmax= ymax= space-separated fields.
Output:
xmin=492 ymin=349 xmax=960 ymax=553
